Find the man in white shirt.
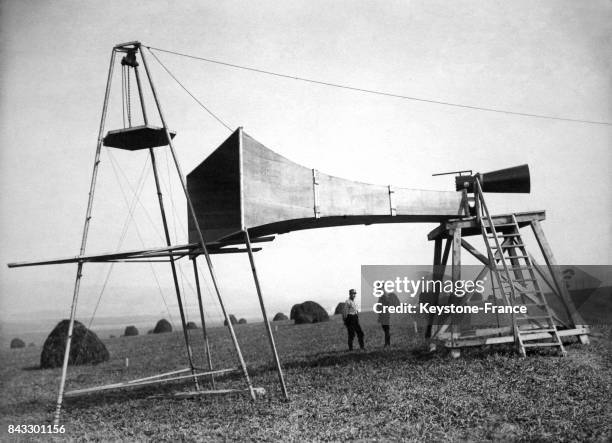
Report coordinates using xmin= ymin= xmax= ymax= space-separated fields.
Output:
xmin=343 ymin=289 xmax=365 ymax=350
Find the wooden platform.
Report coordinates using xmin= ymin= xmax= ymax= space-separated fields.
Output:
xmin=427 ymin=211 xmax=546 ymax=240
xmin=103 ymin=125 xmax=176 ymax=150
xmin=439 ymin=327 xmax=589 ymax=348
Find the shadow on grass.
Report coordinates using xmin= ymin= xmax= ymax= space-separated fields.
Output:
xmin=0 ymin=398 xmax=51 ymax=417
xmin=52 ymin=372 xmax=250 ymax=414
xmin=36 ymin=348 xmax=435 ymax=414
xmin=245 ymin=345 xmax=449 ymax=378
xmin=283 ymin=347 xmax=429 ymax=369
xmin=22 ymin=365 xmax=41 ymax=371
xmin=27 ymin=339 xmax=571 ymax=416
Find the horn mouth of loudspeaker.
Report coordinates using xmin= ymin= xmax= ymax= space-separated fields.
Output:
xmin=455 ymin=164 xmax=530 ymax=193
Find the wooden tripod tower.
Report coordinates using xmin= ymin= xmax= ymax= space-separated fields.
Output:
xmin=10 ymin=41 xmax=288 ymax=424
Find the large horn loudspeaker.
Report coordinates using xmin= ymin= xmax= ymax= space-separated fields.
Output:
xmin=455 ymin=164 xmax=530 ymax=194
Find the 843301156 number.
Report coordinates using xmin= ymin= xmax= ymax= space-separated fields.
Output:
xmin=8 ymin=424 xmax=65 ymax=434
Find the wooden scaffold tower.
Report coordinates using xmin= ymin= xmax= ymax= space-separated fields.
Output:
xmin=425 ymin=169 xmax=590 ymax=356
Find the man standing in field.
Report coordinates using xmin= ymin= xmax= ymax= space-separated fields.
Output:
xmin=343 ymin=289 xmax=365 ymax=350
xmin=378 ymin=292 xmax=392 ymax=348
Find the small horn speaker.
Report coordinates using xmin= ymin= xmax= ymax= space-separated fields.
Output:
xmin=455 ymin=164 xmax=530 ymax=193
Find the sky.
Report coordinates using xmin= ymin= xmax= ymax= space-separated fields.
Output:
xmin=0 ymin=0 xmax=610 ymax=330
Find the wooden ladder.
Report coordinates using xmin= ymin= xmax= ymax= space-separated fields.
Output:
xmin=474 ymin=179 xmax=566 ymax=357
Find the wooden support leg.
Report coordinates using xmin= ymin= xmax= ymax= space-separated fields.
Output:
xmin=426 ymin=237 xmax=443 ymax=340
xmin=450 ymin=228 xmax=462 ymax=345
xmin=426 ymin=236 xmax=451 ymax=341
xmin=135 ymin=47 xmax=199 ymax=389
xmin=244 ymin=230 xmax=289 ymax=400
xmin=139 ymin=46 xmax=256 ymax=400
xmin=54 ymin=48 xmax=117 ymax=425
xmin=54 ymin=264 xmax=83 ymax=425
xmin=530 ymin=220 xmax=589 ymax=344
xmin=528 ymin=255 xmax=571 ymax=327
xmin=149 ymin=148 xmax=199 ymax=391
xmin=192 ymin=256 xmax=215 ymax=389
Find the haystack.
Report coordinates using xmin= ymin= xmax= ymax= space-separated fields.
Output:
xmin=10 ymin=338 xmax=25 ymax=349
xmin=290 ymin=301 xmax=329 ymax=324
xmin=153 ymin=319 xmax=172 ymax=333
xmin=224 ymin=315 xmax=238 ymax=326
xmin=273 ymin=312 xmax=288 ymax=321
xmin=334 ymin=302 xmax=347 ymax=315
xmin=124 ymin=325 xmax=139 ymax=336
xmin=186 ymin=321 xmax=198 ymax=330
xmin=40 ymin=320 xmax=109 ymax=369
xmin=238 ymin=318 xmax=247 ymax=324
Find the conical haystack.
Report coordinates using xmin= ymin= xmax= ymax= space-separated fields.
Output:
xmin=40 ymin=320 xmax=109 ymax=369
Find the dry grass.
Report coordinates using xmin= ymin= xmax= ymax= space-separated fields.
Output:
xmin=1 ymin=313 xmax=611 ymax=441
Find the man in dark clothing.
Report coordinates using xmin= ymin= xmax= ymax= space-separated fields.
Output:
xmin=378 ymin=292 xmax=393 ymax=347
xmin=342 ymin=289 xmax=365 ymax=350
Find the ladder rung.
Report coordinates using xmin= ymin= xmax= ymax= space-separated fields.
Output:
xmin=488 ymin=233 xmax=519 ymax=238
xmin=499 ymin=287 xmax=535 ymax=294
xmin=519 ymin=328 xmax=556 ymax=333
xmin=489 ymin=222 xmax=516 ymax=227
xmin=497 ymin=285 xmax=534 ymax=291
xmin=522 ymin=343 xmax=562 ymax=348
xmin=491 ymin=244 xmax=525 ymax=249
xmin=493 ymin=285 xmax=514 ymax=291
xmin=518 ymin=315 xmax=553 ymax=321
xmin=514 ymin=278 xmax=537 ymax=282
xmin=496 ymin=265 xmax=531 ymax=270
xmin=482 ymin=220 xmax=516 ymax=226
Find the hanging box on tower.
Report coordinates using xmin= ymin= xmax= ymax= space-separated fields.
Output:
xmin=103 ymin=125 xmax=176 ymax=151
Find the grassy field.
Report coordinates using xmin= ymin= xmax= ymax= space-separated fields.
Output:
xmin=1 ymin=313 xmax=611 ymax=441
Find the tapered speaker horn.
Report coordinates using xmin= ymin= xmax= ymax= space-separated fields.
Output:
xmin=187 ymin=128 xmax=465 ymax=243
xmin=455 ymin=164 xmax=530 ymax=193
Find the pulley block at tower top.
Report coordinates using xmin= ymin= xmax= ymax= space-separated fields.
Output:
xmin=102 ymin=45 xmax=176 ymax=151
